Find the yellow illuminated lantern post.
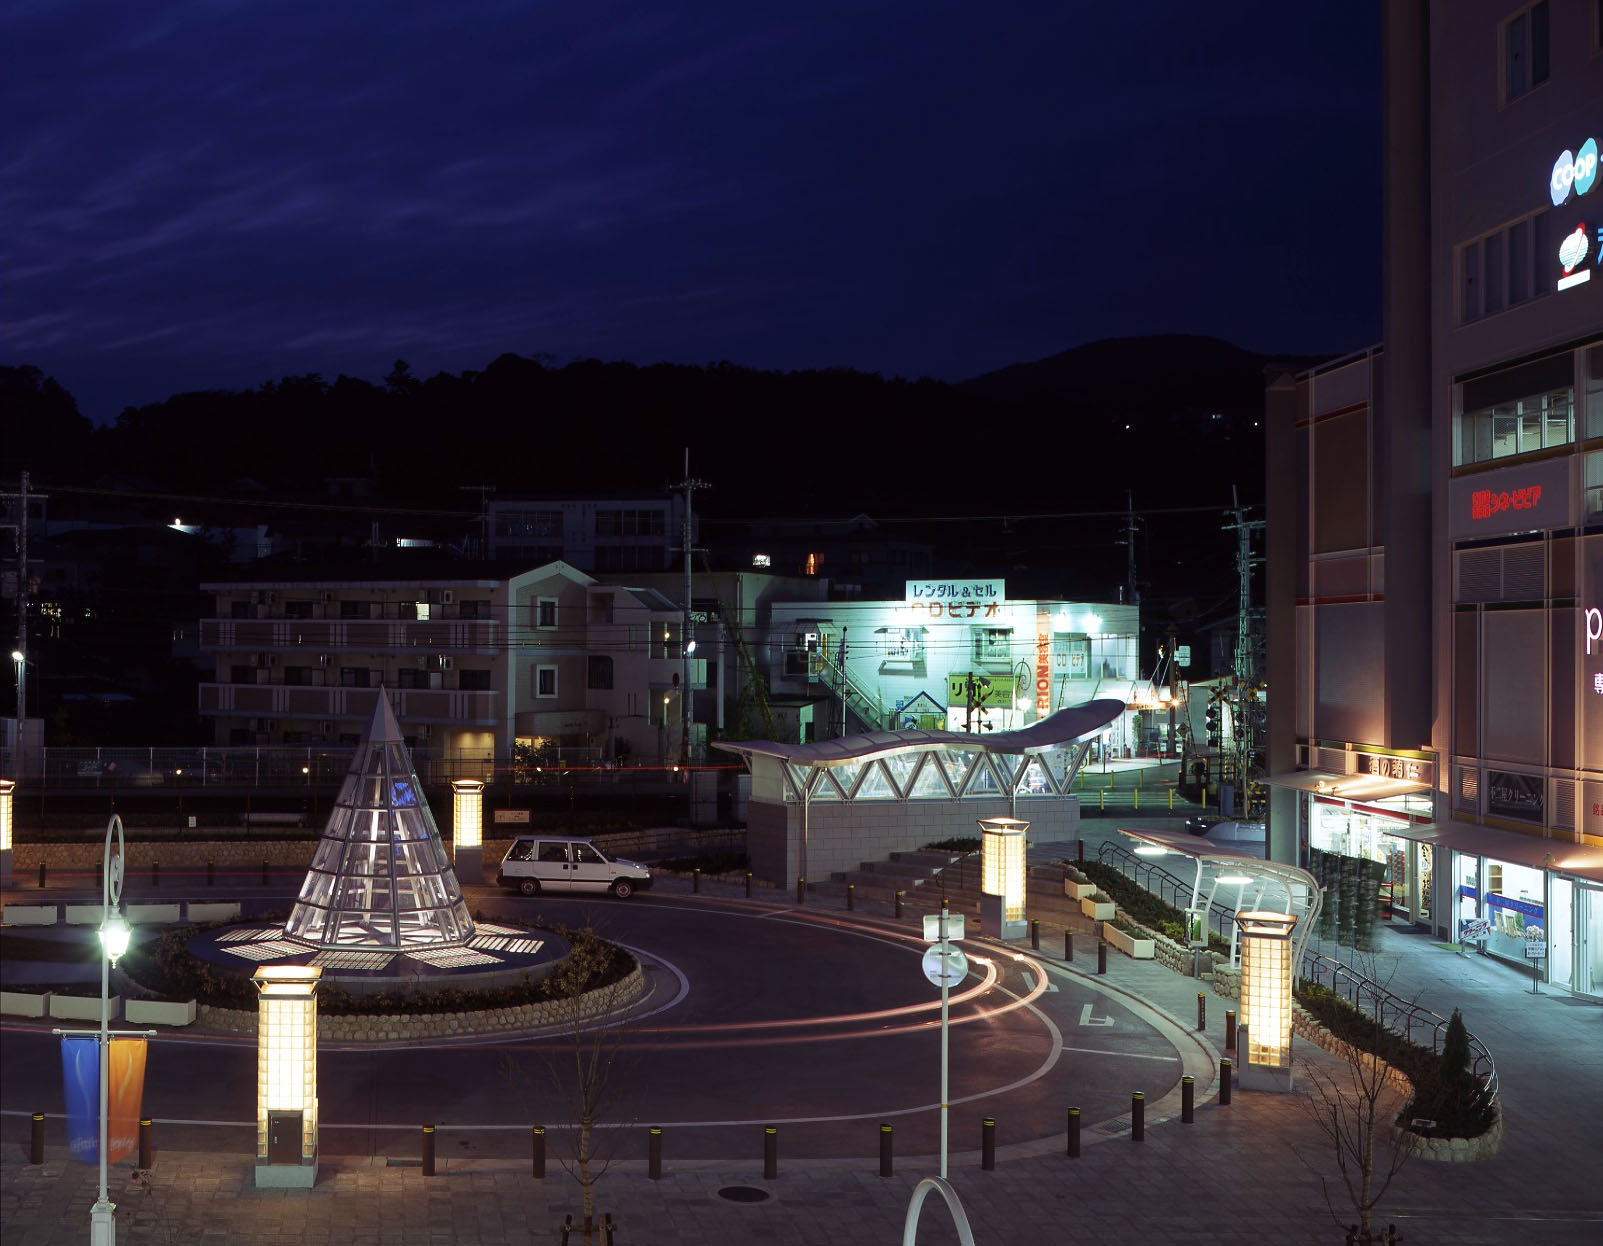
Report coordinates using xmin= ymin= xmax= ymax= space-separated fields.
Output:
xmin=977 ymin=816 xmax=1028 ymax=940
xmin=451 ymin=778 xmax=485 ymax=885
xmin=253 ymin=965 xmax=322 ymax=1187
xmin=0 ymin=777 xmax=12 ymax=882
xmin=1234 ymin=910 xmax=1298 ymax=1092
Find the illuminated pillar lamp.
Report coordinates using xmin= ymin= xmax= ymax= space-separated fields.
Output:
xmin=253 ymin=965 xmax=322 ymax=1188
xmin=0 ymin=777 xmax=12 ymax=881
xmin=451 ymin=778 xmax=485 ymax=885
xmin=1233 ymin=910 xmax=1299 ymax=1092
xmin=977 ymin=816 xmax=1029 ymax=939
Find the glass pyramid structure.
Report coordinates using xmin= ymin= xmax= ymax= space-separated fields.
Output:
xmin=283 ymin=690 xmax=475 ymax=950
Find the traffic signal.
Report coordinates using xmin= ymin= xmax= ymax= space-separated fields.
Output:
xmin=1205 ymin=703 xmax=1221 ymax=747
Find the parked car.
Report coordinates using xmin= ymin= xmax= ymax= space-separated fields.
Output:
xmin=496 ymin=836 xmax=653 ymax=898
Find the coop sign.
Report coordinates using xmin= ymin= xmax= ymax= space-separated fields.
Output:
xmin=1550 ymin=138 xmax=1599 ymax=206
xmin=905 ymin=579 xmax=1004 ymax=603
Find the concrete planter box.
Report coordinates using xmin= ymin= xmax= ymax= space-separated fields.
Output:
xmin=128 ymin=903 xmax=182 ymax=925
xmin=1104 ymin=926 xmax=1156 ymax=959
xmin=126 ymin=998 xmax=197 ymax=1027
xmin=64 ymin=905 xmax=105 ymax=925
xmin=1 ymin=990 xmax=51 ymax=1017
xmin=1080 ymin=897 xmax=1116 ymax=921
xmin=185 ymin=902 xmax=242 ymax=923
xmin=50 ymin=994 xmax=120 ymax=1021
xmin=1063 ymin=880 xmax=1097 ymax=901
xmin=2 ymin=905 xmax=60 ymax=925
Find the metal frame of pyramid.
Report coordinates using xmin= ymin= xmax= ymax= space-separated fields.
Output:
xmin=284 ymin=689 xmax=475 ymax=950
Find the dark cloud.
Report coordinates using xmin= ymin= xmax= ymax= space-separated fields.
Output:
xmin=1 ymin=1 xmax=1380 ymax=420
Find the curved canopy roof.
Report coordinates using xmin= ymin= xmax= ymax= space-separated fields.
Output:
xmin=712 ymin=698 xmax=1125 ymax=768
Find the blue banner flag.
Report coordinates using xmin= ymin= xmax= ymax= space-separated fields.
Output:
xmin=60 ymin=1036 xmax=100 ymax=1164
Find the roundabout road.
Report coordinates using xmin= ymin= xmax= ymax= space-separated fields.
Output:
xmin=1 ymin=887 xmax=1197 ymax=1162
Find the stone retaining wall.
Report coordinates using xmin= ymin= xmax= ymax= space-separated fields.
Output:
xmin=193 ymin=963 xmax=647 ymax=1042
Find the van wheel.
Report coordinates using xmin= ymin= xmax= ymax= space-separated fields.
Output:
xmin=610 ymin=879 xmax=635 ymax=900
xmin=519 ymin=879 xmax=540 ymax=897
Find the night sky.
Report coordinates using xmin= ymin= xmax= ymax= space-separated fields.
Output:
xmin=2 ymin=1 xmax=1381 ymax=423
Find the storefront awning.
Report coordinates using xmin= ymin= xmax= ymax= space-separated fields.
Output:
xmin=1433 ymin=820 xmax=1603 ymax=884
xmin=1265 ymin=768 xmax=1430 ymax=801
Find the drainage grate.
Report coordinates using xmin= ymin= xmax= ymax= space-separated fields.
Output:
xmin=717 ymin=1186 xmax=771 ymax=1203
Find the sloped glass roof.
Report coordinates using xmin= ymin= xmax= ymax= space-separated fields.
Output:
xmin=283 ymin=690 xmax=474 ymax=950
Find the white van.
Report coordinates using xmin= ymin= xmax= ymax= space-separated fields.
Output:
xmin=496 ymin=836 xmax=653 ymax=898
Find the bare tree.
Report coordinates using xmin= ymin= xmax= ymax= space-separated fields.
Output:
xmin=1295 ymin=960 xmax=1420 ymax=1244
xmin=506 ymin=924 xmax=638 ymax=1245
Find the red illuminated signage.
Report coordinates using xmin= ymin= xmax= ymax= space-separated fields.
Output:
xmin=1035 ymin=609 xmax=1051 ymax=715
xmin=1470 ymin=485 xmax=1542 ymax=521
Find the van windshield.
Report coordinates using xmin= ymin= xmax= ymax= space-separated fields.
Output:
xmin=573 ymin=843 xmax=608 ymax=865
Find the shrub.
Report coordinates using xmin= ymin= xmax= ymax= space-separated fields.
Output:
xmin=655 ymin=850 xmax=749 ymax=875
xmin=1075 ymin=861 xmax=1229 ymax=951
xmin=924 ymin=837 xmax=980 ymax=852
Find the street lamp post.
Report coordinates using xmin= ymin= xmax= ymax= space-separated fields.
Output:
xmin=92 ymin=815 xmax=132 ymax=1246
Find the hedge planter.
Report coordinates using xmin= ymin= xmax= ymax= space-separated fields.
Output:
xmin=1104 ymin=926 xmax=1155 ymax=959
xmin=50 ymin=994 xmax=120 ymax=1021
xmin=1080 ymin=897 xmax=1116 ymax=922
xmin=1063 ymin=880 xmax=1098 ymax=902
xmin=126 ymin=998 xmax=197 ymax=1027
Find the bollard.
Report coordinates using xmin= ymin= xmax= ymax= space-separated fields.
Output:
xmin=207 ymin=860 xmax=215 ymax=887
xmin=1181 ymin=1076 xmax=1195 ymax=1123
xmin=1197 ymin=993 xmax=1207 ymax=1031
xmin=530 ymin=1124 xmax=546 ymax=1178
xmin=1131 ymin=1092 xmax=1144 ymax=1142
xmin=1066 ymin=1107 xmax=1080 ymax=1158
xmin=1064 ymin=929 xmax=1074 ymax=961
xmin=152 ymin=859 xmax=160 ymax=886
xmin=1076 ymin=839 xmax=1084 ymax=865
xmin=763 ymin=1125 xmax=778 ymax=1180
xmin=878 ymin=1123 xmax=893 ymax=1177
xmin=31 ymin=1112 xmax=45 ymax=1164
xmin=895 ymin=890 xmax=904 ymax=919
xmin=796 ymin=877 xmax=806 ymax=905
xmin=1169 ymin=790 xmax=1175 ymax=811
xmin=139 ymin=1118 xmax=154 ymax=1169
xmin=39 ymin=861 xmax=47 ymax=889
xmin=981 ymin=1117 xmax=996 ymax=1171
xmin=1220 ymin=1058 xmax=1233 ymax=1106
xmin=693 ymin=868 xmax=701 ymax=894
xmin=261 ymin=859 xmax=270 ymax=886
xmin=1030 ymin=920 xmax=1040 ymax=951
xmin=1225 ymin=1009 xmax=1237 ymax=1052
xmin=648 ymin=1126 xmax=662 ymax=1180
xmin=1097 ymin=940 xmax=1107 ymax=975
xmin=847 ymin=883 xmax=855 ymax=911
xmin=745 ymin=872 xmax=753 ymax=899
xmin=421 ymin=1125 xmax=436 ymax=1176
xmin=1133 ymin=788 xmax=1139 ymax=810
xmin=1099 ymin=790 xmax=1105 ymax=810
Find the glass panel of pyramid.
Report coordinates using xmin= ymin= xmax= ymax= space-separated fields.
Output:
xmin=284 ymin=689 xmax=475 ymax=949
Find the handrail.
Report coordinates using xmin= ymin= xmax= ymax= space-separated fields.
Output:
xmin=1093 ymin=841 xmax=1498 ymax=1110
xmin=1299 ymin=948 xmax=1499 ymax=1108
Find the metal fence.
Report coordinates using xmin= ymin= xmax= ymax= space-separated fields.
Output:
xmin=1094 ymin=839 xmax=1498 ymax=1107
xmin=1 ymin=745 xmax=737 ymax=790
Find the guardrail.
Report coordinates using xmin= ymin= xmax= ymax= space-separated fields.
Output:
xmin=1094 ymin=840 xmax=1498 ymax=1108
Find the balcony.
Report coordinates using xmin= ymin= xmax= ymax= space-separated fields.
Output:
xmin=198 ymin=683 xmax=500 ymax=726
xmin=199 ymin=617 xmax=498 ymax=654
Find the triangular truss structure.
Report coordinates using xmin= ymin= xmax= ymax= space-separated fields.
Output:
xmin=283 ymin=689 xmax=475 ymax=950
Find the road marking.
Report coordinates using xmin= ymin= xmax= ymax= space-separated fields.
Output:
xmin=1079 ymin=1003 xmax=1115 ymax=1028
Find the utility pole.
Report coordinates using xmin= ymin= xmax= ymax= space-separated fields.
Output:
xmin=674 ymin=451 xmax=708 ymax=766
xmin=459 ymin=485 xmax=495 ymax=557
xmin=1 ymin=472 xmax=41 ymax=776
xmin=1119 ymin=491 xmax=1141 ymax=608
xmin=1224 ymin=487 xmax=1265 ymax=812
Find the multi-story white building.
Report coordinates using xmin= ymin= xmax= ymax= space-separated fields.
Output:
xmin=764 ymin=581 xmax=1144 ymax=752
xmin=198 ymin=561 xmax=699 ymax=766
xmin=1266 ymin=0 xmax=1603 ymax=996
xmin=486 ymin=494 xmax=690 ymax=574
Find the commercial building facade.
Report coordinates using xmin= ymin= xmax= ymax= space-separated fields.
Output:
xmin=1267 ymin=0 xmax=1603 ymax=997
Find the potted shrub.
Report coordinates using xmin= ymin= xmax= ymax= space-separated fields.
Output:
xmin=1104 ymin=917 xmax=1155 ymax=959
xmin=1080 ymin=890 xmax=1116 ymax=921
xmin=1062 ymin=865 xmax=1097 ymax=901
